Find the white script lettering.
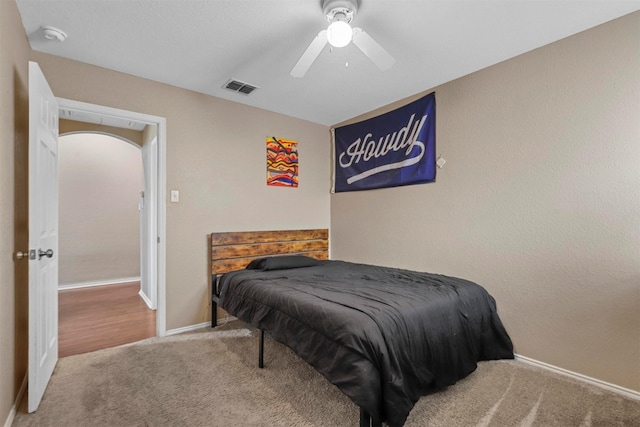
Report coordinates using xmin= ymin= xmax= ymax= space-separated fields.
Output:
xmin=338 ymin=114 xmax=429 ymax=184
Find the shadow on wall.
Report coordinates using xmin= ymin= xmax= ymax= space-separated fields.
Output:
xmin=13 ymin=66 xmax=29 ymax=397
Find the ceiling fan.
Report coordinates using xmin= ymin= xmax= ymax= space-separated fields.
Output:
xmin=290 ymin=0 xmax=395 ymax=78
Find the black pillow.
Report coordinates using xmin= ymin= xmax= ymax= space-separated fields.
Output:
xmin=246 ymin=255 xmax=320 ymax=271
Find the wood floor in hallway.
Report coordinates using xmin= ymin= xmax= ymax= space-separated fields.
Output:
xmin=58 ymin=281 xmax=156 ymax=358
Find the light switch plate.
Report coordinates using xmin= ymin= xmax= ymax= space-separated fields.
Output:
xmin=170 ymin=190 xmax=180 ymax=203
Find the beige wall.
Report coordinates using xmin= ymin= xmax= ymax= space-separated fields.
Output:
xmin=0 ymin=0 xmax=31 ymax=422
xmin=30 ymin=51 xmax=332 ymax=331
xmin=58 ymin=133 xmax=143 ymax=285
xmin=331 ymin=12 xmax=640 ymax=392
xmin=2 ymin=1 xmax=636 ymax=423
xmin=60 ymin=118 xmax=143 ymax=146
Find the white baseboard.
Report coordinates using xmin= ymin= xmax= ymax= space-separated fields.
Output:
xmin=138 ymin=289 xmax=154 ymax=310
xmin=3 ymin=400 xmax=16 ymax=427
xmin=58 ymin=276 xmax=141 ymax=291
xmin=515 ymin=353 xmax=640 ymax=401
xmin=3 ymin=403 xmax=15 ymax=427
xmin=4 ymin=375 xmax=27 ymax=427
xmin=165 ymin=316 xmax=238 ymax=336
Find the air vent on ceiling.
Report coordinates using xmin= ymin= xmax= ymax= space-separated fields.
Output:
xmin=223 ymin=79 xmax=259 ymax=95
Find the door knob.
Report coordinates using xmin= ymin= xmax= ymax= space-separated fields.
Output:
xmin=38 ymin=249 xmax=54 ymax=259
xmin=16 ymin=250 xmax=37 ymax=260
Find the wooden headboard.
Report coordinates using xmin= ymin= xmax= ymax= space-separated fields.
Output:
xmin=210 ymin=228 xmax=329 ymax=326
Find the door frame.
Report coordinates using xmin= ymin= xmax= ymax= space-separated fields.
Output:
xmin=57 ymin=98 xmax=167 ymax=337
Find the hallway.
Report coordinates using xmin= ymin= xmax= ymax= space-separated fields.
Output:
xmin=58 ymin=281 xmax=155 ymax=358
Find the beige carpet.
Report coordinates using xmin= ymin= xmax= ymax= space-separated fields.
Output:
xmin=13 ymin=325 xmax=640 ymax=427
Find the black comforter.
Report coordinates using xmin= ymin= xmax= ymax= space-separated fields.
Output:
xmin=219 ymin=259 xmax=513 ymax=426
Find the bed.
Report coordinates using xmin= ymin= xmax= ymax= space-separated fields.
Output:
xmin=210 ymin=229 xmax=513 ymax=427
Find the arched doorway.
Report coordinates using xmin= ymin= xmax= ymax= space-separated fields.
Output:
xmin=55 ymin=97 xmax=167 ymax=338
xmin=57 ymin=132 xmax=155 ymax=356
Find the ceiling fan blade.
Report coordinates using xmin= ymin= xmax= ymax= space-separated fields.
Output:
xmin=352 ymin=27 xmax=395 ymax=71
xmin=290 ymin=30 xmax=328 ymax=78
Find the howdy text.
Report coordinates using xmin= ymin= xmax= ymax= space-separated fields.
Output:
xmin=338 ymin=113 xmax=428 ymax=169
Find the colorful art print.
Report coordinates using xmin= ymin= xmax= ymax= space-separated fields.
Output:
xmin=267 ymin=137 xmax=299 ymax=187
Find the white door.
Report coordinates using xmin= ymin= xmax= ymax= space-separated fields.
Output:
xmin=28 ymin=61 xmax=59 ymax=413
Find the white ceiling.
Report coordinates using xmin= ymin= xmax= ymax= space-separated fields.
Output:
xmin=16 ymin=0 xmax=639 ymax=126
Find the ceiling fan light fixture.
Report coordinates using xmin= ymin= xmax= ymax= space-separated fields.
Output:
xmin=291 ymin=0 xmax=394 ymax=78
xmin=327 ymin=20 xmax=352 ymax=47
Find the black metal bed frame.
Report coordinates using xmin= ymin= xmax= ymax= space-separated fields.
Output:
xmin=211 ymin=230 xmax=382 ymax=427
xmin=211 ymin=275 xmax=381 ymax=427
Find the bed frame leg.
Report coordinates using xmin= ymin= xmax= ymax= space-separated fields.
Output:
xmin=359 ymin=408 xmax=370 ymax=427
xmin=211 ymin=276 xmax=219 ymax=328
xmin=211 ymin=300 xmax=217 ymax=328
xmin=258 ymin=329 xmax=265 ymax=369
xmin=359 ymin=408 xmax=381 ymax=427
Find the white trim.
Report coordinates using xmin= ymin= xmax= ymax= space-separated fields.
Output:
xmin=140 ymin=135 xmax=158 ymax=310
xmin=132 ymin=328 xmax=251 ymax=345
xmin=58 ymin=277 xmax=141 ymax=291
xmin=3 ymin=407 xmax=14 ymax=427
xmin=56 ymin=98 xmax=167 ymax=338
xmin=515 ymin=353 xmax=640 ymax=401
xmin=165 ymin=322 xmax=211 ymax=336
xmin=165 ymin=316 xmax=238 ymax=336
xmin=156 ymin=118 xmax=167 ymax=336
xmin=138 ymin=289 xmax=153 ymax=309
xmin=4 ymin=375 xmax=27 ymax=427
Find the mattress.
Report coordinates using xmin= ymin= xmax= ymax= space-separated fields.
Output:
xmin=219 ymin=258 xmax=513 ymax=426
